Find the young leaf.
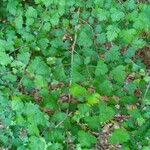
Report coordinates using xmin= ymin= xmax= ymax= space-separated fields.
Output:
xmin=70 ymin=84 xmax=87 ymax=97
xmin=86 ymin=93 xmax=101 ymax=106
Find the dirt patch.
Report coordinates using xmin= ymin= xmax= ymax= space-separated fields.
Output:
xmin=136 ymin=46 xmax=150 ymax=68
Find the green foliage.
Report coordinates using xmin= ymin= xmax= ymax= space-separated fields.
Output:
xmin=86 ymin=93 xmax=100 ymax=106
xmin=95 ymin=60 xmax=108 ymax=76
xmin=70 ymin=84 xmax=88 ymax=98
xmin=111 ymin=65 xmax=126 ymax=83
xmin=105 ymin=46 xmax=121 ymax=62
xmin=109 ymin=128 xmax=130 ymax=144
xmin=78 ymin=130 xmax=97 ymax=147
xmin=106 ymin=25 xmax=120 ymax=41
xmin=98 ymin=102 xmax=116 ymax=123
xmin=0 ymin=0 xmax=150 ymax=149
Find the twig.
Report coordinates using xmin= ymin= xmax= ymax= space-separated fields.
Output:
xmin=143 ymin=70 xmax=150 ymax=101
xmin=36 ymin=8 xmax=48 ymax=36
xmin=79 ymin=17 xmax=98 ymax=50
xmin=79 ymin=18 xmax=94 ymax=33
xmin=67 ymin=8 xmax=80 ymax=113
xmin=70 ymin=8 xmax=80 ymax=86
xmin=9 ymin=45 xmax=25 ymax=55
xmin=55 ymin=112 xmax=72 ymax=128
xmin=71 ymin=44 xmax=92 ymax=80
xmin=0 ymin=124 xmax=4 ymax=129
xmin=117 ymin=0 xmax=122 ymax=3
xmin=143 ymin=82 xmax=150 ymax=100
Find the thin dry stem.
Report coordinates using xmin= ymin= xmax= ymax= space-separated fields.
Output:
xmin=67 ymin=8 xmax=80 ymax=113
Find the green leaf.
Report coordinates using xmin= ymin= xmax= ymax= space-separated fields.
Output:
xmin=0 ymin=39 xmax=6 ymax=51
xmin=48 ymin=129 xmax=65 ymax=142
xmin=142 ymin=147 xmax=150 ymax=150
xmin=78 ymin=104 xmax=90 ymax=115
xmin=110 ymin=8 xmax=125 ymax=22
xmin=98 ymin=80 xmax=112 ymax=96
xmin=86 ymin=93 xmax=100 ymax=106
xmin=132 ymin=38 xmax=146 ymax=49
xmin=47 ymin=143 xmax=63 ymax=150
xmin=29 ymin=136 xmax=46 ymax=150
xmin=120 ymin=96 xmax=137 ymax=104
xmin=120 ymin=29 xmax=137 ymax=44
xmin=95 ymin=8 xmax=109 ymax=21
xmin=137 ymin=117 xmax=145 ymax=126
xmin=105 ymin=46 xmax=120 ymax=62
xmin=111 ymin=65 xmax=126 ymax=83
xmin=17 ymin=51 xmax=30 ymax=65
xmin=27 ymin=57 xmax=50 ymax=76
xmin=78 ymin=130 xmax=96 ymax=147
xmin=24 ymin=102 xmax=48 ymax=126
xmin=43 ymin=0 xmax=52 ymax=7
xmin=84 ymin=116 xmax=99 ymax=130
xmin=84 ymin=56 xmax=91 ymax=65
xmin=34 ymin=75 xmax=47 ymax=88
xmin=133 ymin=11 xmax=150 ymax=31
xmin=96 ymin=33 xmax=107 ymax=44
xmin=26 ymin=18 xmax=35 ymax=26
xmin=34 ymin=0 xmax=42 ymax=4
xmin=70 ymin=84 xmax=88 ymax=98
xmin=52 ymin=112 xmax=67 ymax=124
xmin=126 ymin=0 xmax=136 ymax=10
xmin=94 ymin=0 xmax=104 ymax=7
xmin=26 ymin=7 xmax=37 ymax=18
xmin=43 ymin=22 xmax=51 ymax=32
xmin=124 ymin=47 xmax=137 ymax=58
xmin=124 ymin=82 xmax=137 ymax=95
xmin=95 ymin=60 xmax=108 ymax=76
xmin=12 ymin=97 xmax=24 ymax=111
xmin=38 ymin=38 xmax=49 ymax=50
xmin=106 ymin=25 xmax=120 ymax=41
xmin=98 ymin=103 xmax=115 ymax=123
xmin=50 ymin=13 xmax=60 ymax=26
xmin=6 ymin=0 xmax=18 ymax=15
xmin=78 ymin=31 xmax=93 ymax=47
xmin=109 ymin=128 xmax=130 ymax=144
xmin=0 ymin=52 xmax=12 ymax=66
xmin=53 ymin=65 xmax=66 ymax=81
xmin=71 ymin=70 xmax=85 ymax=83
xmin=15 ymin=15 xmax=23 ymax=29
xmin=27 ymin=124 xmax=39 ymax=135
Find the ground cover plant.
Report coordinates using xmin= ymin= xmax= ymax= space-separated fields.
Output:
xmin=0 ymin=0 xmax=150 ymax=149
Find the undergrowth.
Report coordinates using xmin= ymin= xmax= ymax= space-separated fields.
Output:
xmin=0 ymin=0 xmax=150 ymax=149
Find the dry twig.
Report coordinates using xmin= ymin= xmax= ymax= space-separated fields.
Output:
xmin=67 ymin=8 xmax=80 ymax=113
